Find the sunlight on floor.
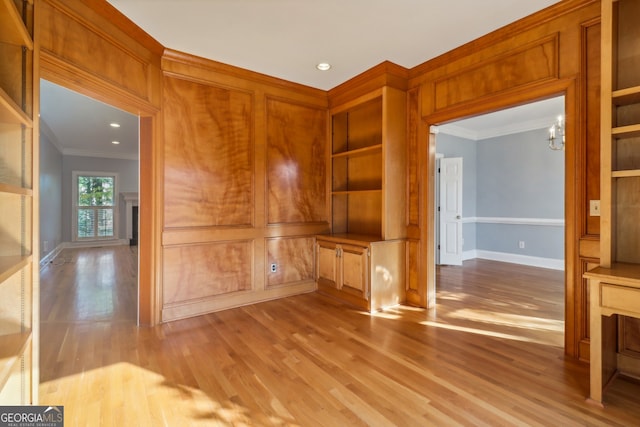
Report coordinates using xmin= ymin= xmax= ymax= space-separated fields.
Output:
xmin=39 ymin=362 xmax=296 ymax=426
xmin=447 ymin=308 xmax=564 ymax=332
xmin=419 ymin=320 xmax=563 ymax=347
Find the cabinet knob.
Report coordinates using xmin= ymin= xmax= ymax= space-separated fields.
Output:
xmin=456 ymin=215 xmax=461 ymax=220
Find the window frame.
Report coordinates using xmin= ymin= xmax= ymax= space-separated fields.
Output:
xmin=72 ymin=171 xmax=119 ymax=242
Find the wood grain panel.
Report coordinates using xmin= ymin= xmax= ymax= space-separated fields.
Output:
xmin=406 ymin=239 xmax=420 ymax=305
xmin=433 ymin=35 xmax=559 ymax=111
xmin=620 ymin=316 xmax=640 ymax=358
xmin=584 ymin=21 xmax=601 ymax=237
xmin=39 ymin=0 xmax=150 ymax=100
xmin=266 ymin=99 xmax=327 ymax=225
xmin=163 ymin=76 xmax=253 ymax=228
xmin=407 ymin=88 xmax=420 ymax=227
xmin=615 ymin=176 xmax=640 ymax=263
xmin=163 ymin=241 xmax=253 ymax=305
xmin=578 ymin=260 xmax=599 ymax=361
xmin=266 ymin=237 xmax=315 ymax=288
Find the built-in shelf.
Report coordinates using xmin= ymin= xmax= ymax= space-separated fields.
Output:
xmin=613 ymin=85 xmax=640 ymax=105
xmin=0 ymin=331 xmax=31 ymax=391
xmin=612 ymin=169 xmax=640 ymax=178
xmin=318 ymin=233 xmax=383 ymax=245
xmin=612 ymin=124 xmax=640 ymax=138
xmin=0 ymin=88 xmax=32 ymax=126
xmin=332 ymin=189 xmax=382 ymax=196
xmin=332 ymin=144 xmax=382 ymax=159
xmin=0 ymin=0 xmax=33 ymax=50
xmin=0 ymin=183 xmax=33 ymax=197
xmin=0 ymin=255 xmax=31 ymax=284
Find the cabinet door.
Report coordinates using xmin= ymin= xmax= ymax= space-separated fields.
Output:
xmin=340 ymin=244 xmax=369 ymax=299
xmin=317 ymin=241 xmax=339 ymax=288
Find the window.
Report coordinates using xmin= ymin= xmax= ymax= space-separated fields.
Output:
xmin=73 ymin=172 xmax=118 ymax=241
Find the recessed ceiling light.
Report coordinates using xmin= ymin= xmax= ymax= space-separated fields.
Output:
xmin=110 ymin=122 xmax=120 ymax=128
xmin=111 ymin=141 xmax=120 ymax=145
xmin=316 ymin=62 xmax=331 ymax=71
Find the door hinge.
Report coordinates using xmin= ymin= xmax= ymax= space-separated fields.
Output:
xmin=438 ymin=167 xmax=441 ymax=173
xmin=437 ymin=244 xmax=440 ymax=250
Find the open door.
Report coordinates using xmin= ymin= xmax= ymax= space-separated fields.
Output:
xmin=439 ymin=157 xmax=463 ymax=266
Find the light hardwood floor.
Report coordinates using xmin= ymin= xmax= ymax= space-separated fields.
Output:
xmin=39 ymin=248 xmax=640 ymax=426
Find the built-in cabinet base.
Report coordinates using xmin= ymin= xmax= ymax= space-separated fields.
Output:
xmin=316 ymin=234 xmax=405 ymax=312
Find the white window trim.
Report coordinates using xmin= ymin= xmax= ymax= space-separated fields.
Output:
xmin=72 ymin=171 xmax=119 ymax=242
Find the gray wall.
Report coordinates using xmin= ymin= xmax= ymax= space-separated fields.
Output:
xmin=62 ymin=156 xmax=138 ymax=242
xmin=476 ymin=128 xmax=564 ymax=259
xmin=39 ymin=130 xmax=63 ymax=261
xmin=437 ymin=127 xmax=564 ymax=261
xmin=477 ymin=128 xmax=564 ymax=219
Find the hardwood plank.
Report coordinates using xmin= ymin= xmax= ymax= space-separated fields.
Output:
xmin=40 ymin=250 xmax=640 ymax=425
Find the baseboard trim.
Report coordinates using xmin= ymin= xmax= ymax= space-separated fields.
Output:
xmin=40 ymin=240 xmax=129 ymax=270
xmin=471 ymin=250 xmax=564 ymax=271
xmin=39 ymin=244 xmax=65 ymax=270
xmin=65 ymin=239 xmax=129 ymax=249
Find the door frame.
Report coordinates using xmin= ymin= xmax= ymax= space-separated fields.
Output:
xmin=40 ymin=53 xmax=160 ymax=326
xmin=420 ymin=78 xmax=578 ymax=354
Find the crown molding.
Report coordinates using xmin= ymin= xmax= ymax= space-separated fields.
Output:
xmin=62 ymin=147 xmax=138 ymax=161
xmin=439 ymin=117 xmax=552 ymax=141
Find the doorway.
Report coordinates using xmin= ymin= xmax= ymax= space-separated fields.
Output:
xmin=432 ymin=96 xmax=566 ymax=345
xmin=39 ymin=79 xmax=140 ymax=323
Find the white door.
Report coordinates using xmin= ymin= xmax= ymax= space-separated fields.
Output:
xmin=439 ymin=157 xmax=463 ymax=265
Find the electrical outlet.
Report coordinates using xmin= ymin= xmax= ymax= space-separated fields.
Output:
xmin=270 ymin=263 xmax=277 ymax=273
xmin=590 ymin=200 xmax=601 ymax=217
xmin=519 ymin=241 xmax=525 ymax=249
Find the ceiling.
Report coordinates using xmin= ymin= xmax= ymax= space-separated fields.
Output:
xmin=40 ymin=79 xmax=139 ymax=160
xmin=439 ymin=96 xmax=565 ymax=140
xmin=106 ymin=0 xmax=559 ymax=91
xmin=40 ymin=0 xmax=565 ymax=159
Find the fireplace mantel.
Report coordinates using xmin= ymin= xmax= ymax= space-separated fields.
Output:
xmin=120 ymin=192 xmax=138 ymax=242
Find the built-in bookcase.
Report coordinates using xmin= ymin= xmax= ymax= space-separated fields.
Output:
xmin=600 ymin=0 xmax=640 ymax=266
xmin=0 ymin=0 xmax=37 ymax=405
xmin=317 ymin=85 xmax=407 ymax=311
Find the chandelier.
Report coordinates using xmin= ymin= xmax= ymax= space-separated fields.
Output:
xmin=548 ymin=115 xmax=565 ymax=151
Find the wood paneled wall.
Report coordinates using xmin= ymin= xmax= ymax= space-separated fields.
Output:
xmin=405 ymin=0 xmax=602 ymax=358
xmin=160 ymin=51 xmax=328 ymax=321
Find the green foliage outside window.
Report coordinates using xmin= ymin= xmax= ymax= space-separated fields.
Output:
xmin=78 ymin=176 xmax=114 ymax=206
xmin=77 ymin=175 xmax=115 ymax=239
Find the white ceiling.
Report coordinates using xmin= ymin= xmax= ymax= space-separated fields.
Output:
xmin=106 ymin=0 xmax=559 ymax=91
xmin=40 ymin=79 xmax=139 ymax=160
xmin=40 ymin=0 xmax=565 ymax=159
xmin=439 ymin=96 xmax=565 ymax=140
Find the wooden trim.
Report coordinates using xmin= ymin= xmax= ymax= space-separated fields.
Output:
xmin=409 ymin=0 xmax=598 ymax=79
xmin=43 ymin=0 xmax=163 ymax=55
xmin=422 ymin=78 xmax=580 ymax=355
xmin=162 ymin=48 xmax=327 ymax=98
xmin=328 ymin=61 xmax=409 ymax=108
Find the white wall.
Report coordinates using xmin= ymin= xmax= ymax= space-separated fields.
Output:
xmin=39 ymin=129 xmax=63 ymax=261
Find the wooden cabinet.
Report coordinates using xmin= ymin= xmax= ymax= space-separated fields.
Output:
xmin=586 ymin=0 xmax=640 ymax=406
xmin=317 ymin=238 xmax=369 ymax=302
xmin=0 ymin=0 xmax=37 ymax=405
xmin=316 ymin=235 xmax=405 ymax=312
xmin=317 ymin=84 xmax=407 ymax=311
